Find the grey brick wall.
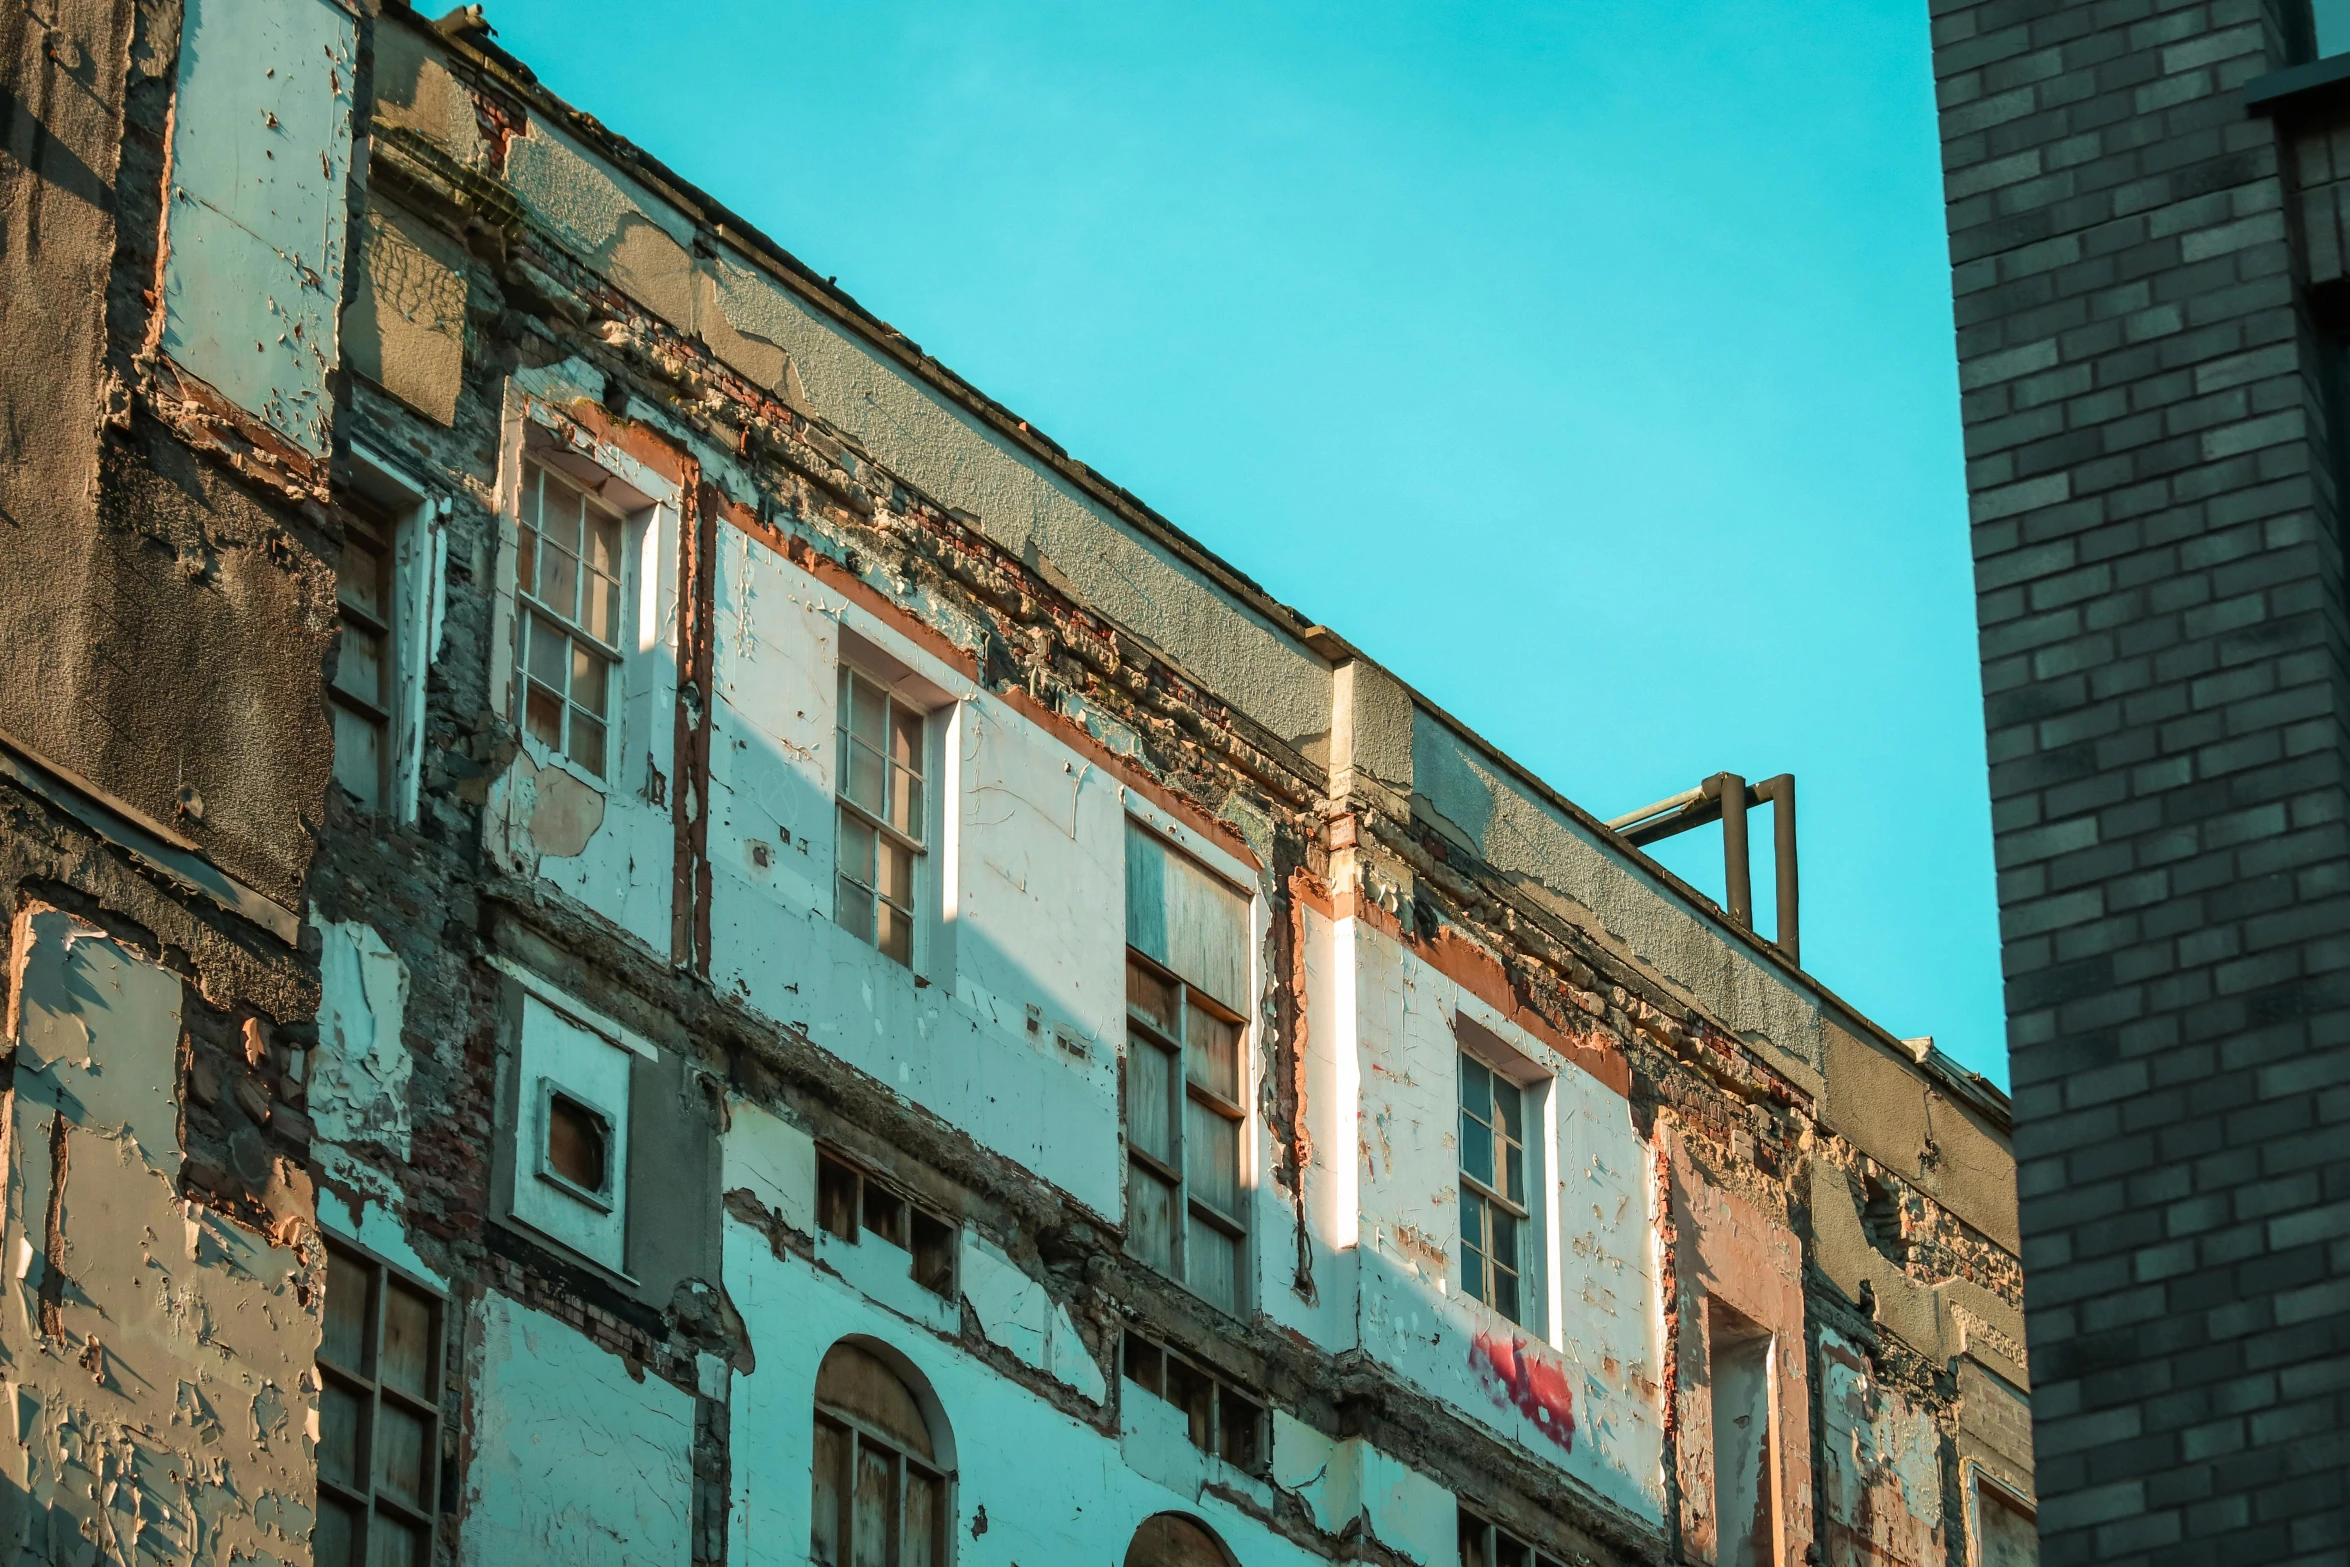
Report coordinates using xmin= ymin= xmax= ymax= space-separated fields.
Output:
xmin=1929 ymin=1 xmax=2350 ymax=1564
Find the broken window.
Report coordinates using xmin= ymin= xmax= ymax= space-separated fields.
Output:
xmin=331 ymin=493 xmax=397 ymax=811
xmin=815 ymin=1147 xmax=958 ymax=1298
xmin=514 ymin=457 xmax=624 ymax=780
xmin=834 ymin=664 xmax=927 ymax=966
xmin=317 ymin=1240 xmax=444 ymax=1567
xmin=1458 ymin=1507 xmax=1572 ymax=1567
xmin=811 ymin=1341 xmax=950 ymax=1567
xmin=1126 ymin=1512 xmax=1238 ymax=1567
xmin=1124 ymin=824 xmax=1251 ymax=1313
xmin=1707 ymin=1298 xmax=1779 ymax=1567
xmin=1119 ymin=1330 xmax=1265 ymax=1475
xmin=508 ymin=984 xmax=635 ymax=1272
xmin=1459 ymin=1051 xmax=1528 ymax=1323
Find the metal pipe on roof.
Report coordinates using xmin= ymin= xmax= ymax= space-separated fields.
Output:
xmin=1717 ymin=772 xmax=1754 ymax=929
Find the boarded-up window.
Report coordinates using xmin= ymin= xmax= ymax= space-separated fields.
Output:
xmin=1126 ymin=823 xmax=1248 ymax=1011
xmin=811 ymin=1342 xmax=949 ymax=1567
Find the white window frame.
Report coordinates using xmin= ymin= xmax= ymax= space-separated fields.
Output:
xmin=827 ymin=622 xmax=952 ymax=978
xmin=488 ymin=396 xmax=678 ymax=804
xmin=1453 ymin=1010 xmax=1551 ymax=1336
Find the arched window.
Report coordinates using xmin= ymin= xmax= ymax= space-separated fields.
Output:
xmin=1126 ymin=1512 xmax=1237 ymax=1567
xmin=811 ymin=1341 xmax=950 ymax=1566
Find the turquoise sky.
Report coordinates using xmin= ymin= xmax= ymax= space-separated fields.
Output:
xmin=487 ymin=0 xmax=2004 ymax=1084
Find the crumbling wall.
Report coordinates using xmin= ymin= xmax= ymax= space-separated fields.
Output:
xmin=0 ymin=906 xmax=320 ymax=1564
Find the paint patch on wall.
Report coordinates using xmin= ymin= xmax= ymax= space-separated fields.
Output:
xmin=1470 ymin=1329 xmax=1576 ymax=1451
xmin=0 ymin=906 xmax=322 ymax=1565
xmin=1819 ymin=1327 xmax=1944 ymax=1567
xmin=162 ymin=0 xmax=356 ymax=453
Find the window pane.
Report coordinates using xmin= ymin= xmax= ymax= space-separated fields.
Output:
xmin=337 ymin=621 xmax=385 ymax=706
xmin=1492 ymin=1076 xmax=1523 ymax=1144
xmin=332 ymin=703 xmax=385 ymax=811
xmin=525 ymin=613 xmax=569 ymax=691
xmin=1493 ymin=1258 xmax=1522 ymax=1324
xmin=1460 ymin=1102 xmax=1494 ymax=1190
xmin=878 ymin=838 xmax=915 ymax=908
xmin=1128 ymin=1164 xmax=1177 ymax=1272
xmin=380 ymin=1284 xmax=435 ymax=1401
xmin=519 ymin=464 xmax=542 ymax=533
xmin=319 ymin=1377 xmax=366 ymax=1490
xmin=852 ymin=1443 xmax=892 ymax=1567
xmin=315 ymin=1494 xmax=363 ymax=1567
xmin=1187 ymin=1215 xmax=1240 ymax=1313
xmin=844 ymin=739 xmax=887 ymax=818
xmin=811 ymin=1418 xmax=849 ymax=1566
xmin=567 ymin=710 xmax=606 ymax=779
xmin=1126 ymin=957 xmax=1177 ymax=1034
xmin=375 ymin=1399 xmax=429 ymax=1509
xmin=583 ymin=507 xmax=622 ymax=577
xmin=365 ymin=1509 xmax=423 ymax=1567
xmin=584 ymin=570 xmax=620 ymax=646
xmin=516 ymin=524 xmax=537 ymax=600
xmin=1504 ymin=1134 xmax=1526 ymax=1208
xmin=837 ymin=879 xmax=875 ymax=944
xmin=540 ymin=537 xmax=580 ymax=622
xmin=323 ymin=1250 xmax=373 ymax=1371
xmin=889 ymin=700 xmax=922 ymax=773
xmin=1460 ymin=1055 xmax=1491 ymax=1117
xmin=846 ymin=674 xmax=888 ymax=751
xmin=838 ymin=811 xmax=877 ymax=888
xmin=1186 ymin=1007 xmax=1239 ymax=1101
xmin=1185 ymin=1099 xmax=1240 ymax=1217
xmin=877 ymin=902 xmax=913 ymax=968
xmin=543 ymin=469 xmax=583 ymax=555
xmin=569 ymin=643 xmax=608 ymax=719
xmin=524 ymin=683 xmax=564 ymax=753
xmin=903 ymin=1466 xmax=942 ymax=1567
xmin=817 ymin=1155 xmax=860 ymax=1242
xmin=890 ymin=763 xmax=923 ymax=840
xmin=1126 ymin=1038 xmax=1175 ymax=1164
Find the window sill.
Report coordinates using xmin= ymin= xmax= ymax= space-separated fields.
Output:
xmin=2244 ymin=54 xmax=2350 ymax=119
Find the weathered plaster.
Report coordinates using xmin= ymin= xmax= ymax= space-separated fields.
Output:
xmin=0 ymin=907 xmax=321 ymax=1565
xmin=461 ymin=1291 xmax=696 ymax=1566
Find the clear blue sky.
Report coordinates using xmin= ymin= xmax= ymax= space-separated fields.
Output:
xmin=487 ymin=0 xmax=2008 ymax=1085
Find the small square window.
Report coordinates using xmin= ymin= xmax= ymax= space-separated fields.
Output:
xmin=538 ymin=1085 xmax=614 ymax=1208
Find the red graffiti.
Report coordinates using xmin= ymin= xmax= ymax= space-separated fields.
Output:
xmin=1471 ymin=1329 xmax=1576 ymax=1451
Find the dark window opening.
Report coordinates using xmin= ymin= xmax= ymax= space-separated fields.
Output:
xmin=1119 ymin=1329 xmax=1265 ymax=1476
xmin=544 ymin=1092 xmax=610 ymax=1196
xmin=1458 ymin=1507 xmax=1571 ymax=1567
xmin=815 ymin=1148 xmax=957 ymax=1299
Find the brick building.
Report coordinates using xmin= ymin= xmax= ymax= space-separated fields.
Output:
xmin=3 ymin=2 xmax=2027 ymax=1564
xmin=1926 ymin=0 xmax=2350 ymax=1564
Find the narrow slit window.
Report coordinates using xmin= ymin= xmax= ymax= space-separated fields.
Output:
xmin=332 ymin=494 xmax=397 ymax=811
xmin=1459 ymin=1052 xmax=1528 ymax=1324
xmin=513 ymin=458 xmax=624 ymax=780
xmin=316 ymin=1241 xmax=444 ymax=1567
xmin=1124 ymin=825 xmax=1251 ymax=1312
xmin=834 ymin=666 xmax=926 ymax=966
